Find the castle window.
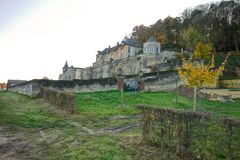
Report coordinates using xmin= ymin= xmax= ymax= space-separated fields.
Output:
xmin=128 ymin=46 xmax=131 ymax=53
xmin=121 ymin=48 xmax=124 ymax=58
xmin=151 ymin=46 xmax=154 ymax=53
xmin=156 ymin=47 xmax=159 ymax=53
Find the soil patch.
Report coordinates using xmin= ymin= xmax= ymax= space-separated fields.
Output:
xmin=0 ymin=126 xmax=38 ymax=160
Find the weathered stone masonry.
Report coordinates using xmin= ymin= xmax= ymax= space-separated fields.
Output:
xmin=8 ymin=71 xmax=182 ymax=97
xmin=8 ymin=37 xmax=183 ymax=96
xmin=59 ymin=37 xmax=178 ymax=81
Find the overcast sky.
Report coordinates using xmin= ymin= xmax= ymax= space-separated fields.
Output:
xmin=0 ymin=0 xmax=219 ymax=82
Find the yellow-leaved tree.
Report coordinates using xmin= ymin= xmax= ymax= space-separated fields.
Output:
xmin=193 ymin=42 xmax=213 ymax=61
xmin=177 ymin=54 xmax=229 ymax=111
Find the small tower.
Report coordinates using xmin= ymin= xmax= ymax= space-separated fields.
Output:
xmin=143 ymin=37 xmax=161 ymax=55
xmin=63 ymin=60 xmax=68 ymax=73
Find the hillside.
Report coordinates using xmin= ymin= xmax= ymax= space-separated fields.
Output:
xmin=0 ymin=91 xmax=240 ymax=159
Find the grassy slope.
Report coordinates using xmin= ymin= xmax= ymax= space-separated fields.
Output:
xmin=0 ymin=92 xmax=138 ymax=159
xmin=76 ymin=90 xmax=240 ymax=119
xmin=0 ymin=90 xmax=239 ymax=159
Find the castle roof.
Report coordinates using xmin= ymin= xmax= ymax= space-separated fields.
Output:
xmin=97 ymin=38 xmax=141 ymax=55
xmin=63 ymin=61 xmax=68 ymax=68
xmin=147 ymin=37 xmax=157 ymax=42
xmin=121 ymin=38 xmax=142 ymax=48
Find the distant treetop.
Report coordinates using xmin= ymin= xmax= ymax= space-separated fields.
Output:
xmin=42 ymin=77 xmax=49 ymax=80
xmin=131 ymin=0 xmax=240 ymax=53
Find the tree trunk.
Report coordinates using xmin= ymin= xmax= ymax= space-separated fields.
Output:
xmin=234 ymin=39 xmax=239 ymax=52
xmin=176 ymin=78 xmax=179 ymax=103
xmin=121 ymin=88 xmax=124 ymax=107
xmin=193 ymin=85 xmax=197 ymax=111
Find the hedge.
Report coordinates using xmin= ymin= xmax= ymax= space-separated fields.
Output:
xmin=40 ymin=87 xmax=76 ymax=113
xmin=138 ymin=105 xmax=240 ymax=159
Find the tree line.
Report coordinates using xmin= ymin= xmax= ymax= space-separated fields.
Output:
xmin=0 ymin=83 xmax=7 ymax=90
xmin=131 ymin=0 xmax=240 ymax=53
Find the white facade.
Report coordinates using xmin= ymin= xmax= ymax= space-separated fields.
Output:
xmin=75 ymin=68 xmax=82 ymax=79
xmin=126 ymin=46 xmax=141 ymax=57
xmin=143 ymin=37 xmax=161 ymax=55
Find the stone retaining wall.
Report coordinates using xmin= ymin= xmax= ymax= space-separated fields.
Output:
xmin=7 ymin=78 xmax=118 ymax=97
xmin=144 ymin=71 xmax=183 ymax=91
xmin=219 ymin=79 xmax=240 ymax=88
xmin=7 ymin=71 xmax=182 ymax=97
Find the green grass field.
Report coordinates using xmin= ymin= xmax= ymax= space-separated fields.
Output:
xmin=0 ymin=90 xmax=239 ymax=159
xmin=76 ymin=90 xmax=240 ymax=119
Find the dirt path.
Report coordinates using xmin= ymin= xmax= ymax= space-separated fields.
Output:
xmin=0 ymin=126 xmax=36 ymax=160
xmin=97 ymin=122 xmax=142 ymax=134
xmin=0 ymin=115 xmax=142 ymax=160
xmin=0 ymin=92 xmax=143 ymax=159
xmin=70 ymin=115 xmax=142 ymax=135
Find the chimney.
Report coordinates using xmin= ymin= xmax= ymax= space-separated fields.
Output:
xmin=108 ymin=45 xmax=111 ymax=49
xmin=117 ymin=42 xmax=119 ymax=46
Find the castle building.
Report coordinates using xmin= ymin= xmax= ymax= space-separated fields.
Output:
xmin=59 ymin=37 xmax=179 ymax=81
xmin=59 ymin=61 xmax=82 ymax=80
xmin=94 ymin=37 xmax=142 ymax=66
